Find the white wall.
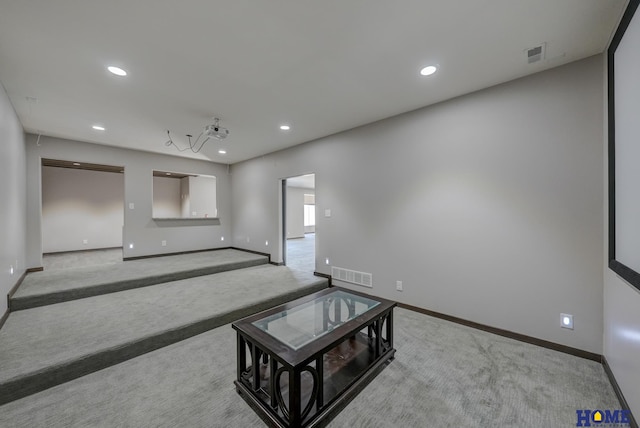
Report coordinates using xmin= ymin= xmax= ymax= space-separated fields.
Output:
xmin=0 ymin=83 xmax=26 ymax=315
xmin=188 ymin=175 xmax=217 ymax=217
xmin=26 ymin=135 xmax=231 ymax=266
xmin=286 ymin=187 xmax=306 ymax=239
xmin=604 ymin=275 xmax=640 ymax=415
xmin=180 ymin=177 xmax=190 ymax=218
xmin=603 ymin=53 xmax=640 ymax=417
xmin=41 ymin=166 xmax=124 ymax=252
xmin=232 ymin=55 xmax=605 ymax=354
xmin=153 ymin=176 xmax=181 ymax=218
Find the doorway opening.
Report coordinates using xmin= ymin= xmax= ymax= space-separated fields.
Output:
xmin=282 ymin=173 xmax=316 ymax=272
xmin=41 ymin=158 xmax=125 ymax=270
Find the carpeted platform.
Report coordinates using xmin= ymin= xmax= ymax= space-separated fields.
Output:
xmin=0 ymin=264 xmax=328 ymax=405
xmin=0 ymin=308 xmax=622 ymax=428
xmin=11 ymin=249 xmax=269 ymax=310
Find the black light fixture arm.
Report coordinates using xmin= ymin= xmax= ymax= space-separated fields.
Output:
xmin=165 ymin=130 xmax=210 ymax=154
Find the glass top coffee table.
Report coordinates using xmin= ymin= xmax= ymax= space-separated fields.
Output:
xmin=232 ymin=287 xmax=396 ymax=428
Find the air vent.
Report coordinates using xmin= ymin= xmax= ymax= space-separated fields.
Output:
xmin=526 ymin=43 xmax=546 ymax=64
xmin=331 ymin=266 xmax=373 ymax=288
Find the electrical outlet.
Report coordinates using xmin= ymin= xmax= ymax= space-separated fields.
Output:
xmin=396 ymin=280 xmax=403 ymax=291
xmin=161 ymin=240 xmax=167 ymax=246
xmin=83 ymin=239 xmax=88 ymax=244
xmin=129 ymin=203 xmax=134 ymax=210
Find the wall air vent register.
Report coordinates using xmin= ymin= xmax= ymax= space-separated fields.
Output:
xmin=331 ymin=266 xmax=373 ymax=288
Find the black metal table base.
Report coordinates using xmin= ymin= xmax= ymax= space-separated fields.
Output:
xmin=235 ymin=309 xmax=395 ymax=428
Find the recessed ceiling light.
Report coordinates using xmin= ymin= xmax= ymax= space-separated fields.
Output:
xmin=280 ymin=125 xmax=291 ymax=131
xmin=92 ymin=125 xmax=105 ymax=131
xmin=72 ymin=162 xmax=81 ymax=166
xmin=107 ymin=66 xmax=127 ymax=76
xmin=218 ymin=150 xmax=227 ymax=155
xmin=420 ymin=65 xmax=438 ymax=76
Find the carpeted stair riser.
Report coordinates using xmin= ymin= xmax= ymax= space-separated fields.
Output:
xmin=10 ymin=258 xmax=268 ymax=311
xmin=0 ymin=280 xmax=327 ymax=406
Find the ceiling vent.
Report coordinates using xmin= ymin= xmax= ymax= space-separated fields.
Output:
xmin=526 ymin=43 xmax=546 ymax=64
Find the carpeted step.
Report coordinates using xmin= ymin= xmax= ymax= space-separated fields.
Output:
xmin=11 ymin=249 xmax=269 ymax=310
xmin=0 ymin=308 xmax=623 ymax=428
xmin=0 ymin=264 xmax=328 ymax=406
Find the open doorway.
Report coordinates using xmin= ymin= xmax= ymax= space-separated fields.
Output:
xmin=283 ymin=173 xmax=316 ymax=272
xmin=41 ymin=158 xmax=125 ymax=270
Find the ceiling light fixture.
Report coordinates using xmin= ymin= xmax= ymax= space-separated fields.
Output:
xmin=420 ymin=65 xmax=438 ymax=76
xmin=107 ymin=66 xmax=127 ymax=76
xmin=280 ymin=125 xmax=291 ymax=131
xmin=92 ymin=125 xmax=105 ymax=131
xmin=165 ymin=117 xmax=230 ymax=153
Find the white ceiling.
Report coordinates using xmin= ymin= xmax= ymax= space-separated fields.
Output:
xmin=0 ymin=0 xmax=627 ymax=164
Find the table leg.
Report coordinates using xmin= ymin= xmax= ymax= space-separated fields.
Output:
xmin=386 ymin=310 xmax=394 ymax=349
xmin=374 ymin=318 xmax=382 ymax=358
xmin=289 ymin=368 xmax=301 ymax=426
xmin=236 ymin=334 xmax=246 ymax=382
xmin=316 ymin=356 xmax=324 ymax=409
xmin=252 ymin=344 xmax=261 ymax=391
xmin=270 ymin=357 xmax=277 ymax=409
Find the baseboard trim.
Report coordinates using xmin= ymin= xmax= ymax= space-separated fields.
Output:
xmin=398 ymin=303 xmax=601 ymax=362
xmin=8 ymin=271 xmax=27 ymax=300
xmin=0 ymin=309 xmax=9 ymax=330
xmin=123 ymin=247 xmax=233 ymax=261
xmin=43 ymin=247 xmax=122 ymax=256
xmin=313 ymin=272 xmax=332 ymax=286
xmin=6 ymin=271 xmax=27 ymax=314
xmin=602 ymin=356 xmax=638 ymax=428
xmin=26 ymin=267 xmax=43 ymax=273
xmin=229 ymin=247 xmax=272 ymax=263
xmin=269 ymin=261 xmax=285 ymax=266
xmin=3 ymin=271 xmax=27 ymax=328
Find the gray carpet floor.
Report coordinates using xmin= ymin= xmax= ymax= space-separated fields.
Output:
xmin=0 ymin=265 xmax=326 ymax=386
xmin=0 ymin=308 xmax=620 ymax=428
xmin=42 ymin=248 xmax=124 ymax=271
xmin=287 ymin=233 xmax=315 ymax=272
xmin=14 ymin=249 xmax=268 ymax=303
